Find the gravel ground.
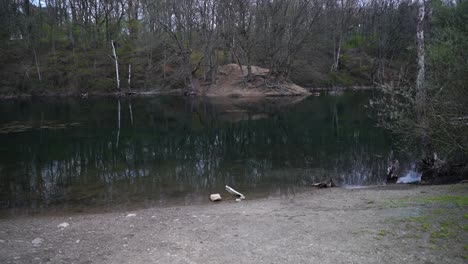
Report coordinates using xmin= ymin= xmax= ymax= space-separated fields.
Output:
xmin=0 ymin=184 xmax=467 ymax=264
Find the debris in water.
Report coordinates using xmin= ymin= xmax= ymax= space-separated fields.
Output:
xmin=210 ymin=193 xmax=222 ymax=202
xmin=31 ymin=238 xmax=43 ymax=246
xmin=0 ymin=121 xmax=81 ymax=134
xmin=57 ymin=222 xmax=70 ymax=229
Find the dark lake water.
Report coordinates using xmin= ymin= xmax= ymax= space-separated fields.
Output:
xmin=0 ymin=92 xmax=402 ymax=216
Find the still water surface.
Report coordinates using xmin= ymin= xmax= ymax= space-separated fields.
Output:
xmin=0 ymin=92 xmax=398 ymax=216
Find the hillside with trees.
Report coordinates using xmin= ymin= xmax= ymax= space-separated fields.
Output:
xmin=1 ymin=0 xmax=428 ymax=96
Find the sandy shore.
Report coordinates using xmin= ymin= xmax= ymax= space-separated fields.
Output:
xmin=0 ymin=184 xmax=467 ymax=264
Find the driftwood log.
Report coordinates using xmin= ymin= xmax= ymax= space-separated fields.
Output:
xmin=312 ymin=179 xmax=336 ymax=188
xmin=225 ymin=185 xmax=245 ymax=200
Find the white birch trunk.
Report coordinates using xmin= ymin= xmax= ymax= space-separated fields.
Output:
xmin=416 ymin=0 xmax=425 ymax=107
xmin=111 ymin=40 xmax=120 ymax=91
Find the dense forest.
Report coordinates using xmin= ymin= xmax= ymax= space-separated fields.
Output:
xmin=0 ymin=0 xmax=459 ymax=95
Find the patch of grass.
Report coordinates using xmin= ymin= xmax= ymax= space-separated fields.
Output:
xmin=440 ymin=220 xmax=455 ymax=228
xmin=381 ymin=191 xmax=467 ymax=248
xmin=421 ymin=223 xmax=431 ymax=231
xmin=405 ymin=216 xmax=432 ymax=232
xmin=431 ymin=230 xmax=448 ymax=239
xmin=430 ymin=225 xmax=458 ymax=242
xmin=396 ymin=208 xmax=467 ymax=242
xmin=407 ymin=216 xmax=429 ymax=224
xmin=416 ymin=195 xmax=468 ymax=207
xmin=450 ymin=183 xmax=468 ymax=190
xmin=433 ymin=209 xmax=445 ymax=215
xmin=389 ymin=195 xmax=468 ymax=208
xmin=378 ymin=229 xmax=387 ymax=236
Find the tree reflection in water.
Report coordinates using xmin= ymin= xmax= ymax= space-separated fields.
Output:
xmin=0 ymin=92 xmax=398 ymax=215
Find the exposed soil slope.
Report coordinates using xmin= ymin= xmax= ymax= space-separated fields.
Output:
xmin=203 ymin=64 xmax=309 ymax=97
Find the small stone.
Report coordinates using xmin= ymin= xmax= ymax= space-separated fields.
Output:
xmin=210 ymin=193 xmax=222 ymax=202
xmin=0 ymin=239 xmax=5 ymax=243
xmin=126 ymin=213 xmax=136 ymax=218
xmin=32 ymin=238 xmax=43 ymax=246
xmin=235 ymin=198 xmax=242 ymax=202
xmin=57 ymin=222 xmax=70 ymax=229
xmin=75 ymin=240 xmax=80 ymax=244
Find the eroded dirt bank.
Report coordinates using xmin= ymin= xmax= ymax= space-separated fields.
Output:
xmin=0 ymin=184 xmax=467 ymax=264
xmin=202 ymin=64 xmax=309 ymax=97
